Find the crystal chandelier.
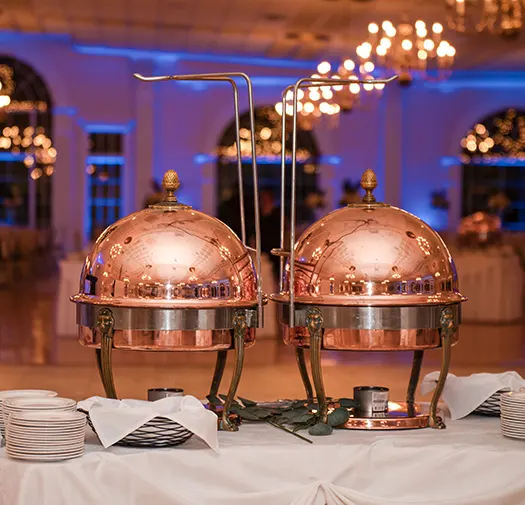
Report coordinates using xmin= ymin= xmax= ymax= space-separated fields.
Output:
xmin=274 ymin=59 xmax=382 ymax=129
xmin=446 ymin=0 xmax=524 ymax=37
xmin=357 ymin=20 xmax=456 ymax=84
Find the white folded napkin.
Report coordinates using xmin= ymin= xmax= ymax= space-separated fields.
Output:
xmin=78 ymin=395 xmax=219 ymax=451
xmin=420 ymin=371 xmax=525 ymax=420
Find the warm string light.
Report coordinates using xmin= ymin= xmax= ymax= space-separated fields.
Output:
xmin=358 ymin=20 xmax=456 ymax=84
xmin=0 ymin=125 xmax=56 ymax=179
xmin=460 ymin=108 xmax=525 ymax=164
xmin=446 ymin=0 xmax=524 ymax=37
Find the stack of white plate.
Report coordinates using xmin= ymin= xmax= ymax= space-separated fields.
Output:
xmin=500 ymin=392 xmax=525 ymax=440
xmin=6 ymin=411 xmax=86 ymax=461
xmin=0 ymin=390 xmax=58 ymax=438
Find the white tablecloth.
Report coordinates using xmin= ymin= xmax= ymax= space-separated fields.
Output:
xmin=453 ymin=248 xmax=523 ymax=322
xmin=56 ymin=258 xmax=85 ymax=337
xmin=2 ymin=417 xmax=525 ymax=505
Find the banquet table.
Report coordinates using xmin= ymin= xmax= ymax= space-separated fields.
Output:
xmin=2 ymin=417 xmax=525 ymax=505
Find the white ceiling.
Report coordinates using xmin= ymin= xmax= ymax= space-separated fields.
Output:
xmin=1 ymin=0 xmax=524 ymax=69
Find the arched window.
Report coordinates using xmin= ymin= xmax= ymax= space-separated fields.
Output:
xmin=216 ymin=105 xmax=321 ymax=241
xmin=461 ymin=108 xmax=525 ymax=230
xmin=0 ymin=56 xmax=55 ymax=228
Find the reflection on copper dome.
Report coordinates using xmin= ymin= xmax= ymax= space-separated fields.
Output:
xmin=272 ymin=170 xmax=465 ymax=307
xmin=73 ymin=170 xmax=257 ymax=309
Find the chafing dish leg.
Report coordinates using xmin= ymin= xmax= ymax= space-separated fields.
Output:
xmin=96 ymin=308 xmax=117 ymax=399
xmin=295 ymin=348 xmax=314 ymax=403
xmin=430 ymin=307 xmax=455 ymax=429
xmin=220 ymin=311 xmax=246 ymax=431
xmin=307 ymin=308 xmax=327 ymax=422
xmin=407 ymin=350 xmax=424 ymax=417
xmin=209 ymin=350 xmax=228 ymax=398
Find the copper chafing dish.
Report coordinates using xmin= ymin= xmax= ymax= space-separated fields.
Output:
xmin=71 ymin=72 xmax=264 ymax=431
xmin=271 ymin=75 xmax=467 ymax=430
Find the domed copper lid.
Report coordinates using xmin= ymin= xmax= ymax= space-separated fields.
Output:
xmin=272 ymin=169 xmax=466 ymax=307
xmin=72 ymin=170 xmax=257 ymax=309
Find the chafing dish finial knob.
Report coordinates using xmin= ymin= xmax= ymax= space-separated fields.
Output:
xmin=162 ymin=170 xmax=180 ymax=203
xmin=361 ymin=169 xmax=377 ymax=203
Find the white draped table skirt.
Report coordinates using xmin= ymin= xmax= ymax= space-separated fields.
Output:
xmin=2 ymin=417 xmax=525 ymax=505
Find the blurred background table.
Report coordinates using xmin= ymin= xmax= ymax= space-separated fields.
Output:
xmin=56 ymin=255 xmax=85 ymax=337
xmin=451 ymin=246 xmax=523 ymax=323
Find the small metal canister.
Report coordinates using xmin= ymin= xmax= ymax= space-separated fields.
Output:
xmin=354 ymin=386 xmax=389 ymax=417
xmin=148 ymin=388 xmax=184 ymax=402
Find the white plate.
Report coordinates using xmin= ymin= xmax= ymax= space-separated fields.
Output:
xmin=0 ymin=390 xmax=58 ymax=401
xmin=6 ymin=432 xmax=86 ymax=442
xmin=7 ymin=444 xmax=85 ymax=455
xmin=6 ymin=441 xmax=85 ymax=454
xmin=8 ymin=410 xmax=85 ymax=422
xmin=7 ymin=451 xmax=84 ymax=462
xmin=502 ymin=431 xmax=525 ymax=440
xmin=7 ymin=435 xmax=85 ymax=447
xmin=2 ymin=397 xmax=77 ymax=410
xmin=7 ymin=419 xmax=86 ymax=429
xmin=7 ymin=448 xmax=84 ymax=459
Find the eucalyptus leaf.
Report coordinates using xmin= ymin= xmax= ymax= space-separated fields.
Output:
xmin=327 ymin=407 xmax=350 ymax=427
xmin=206 ymin=395 xmax=223 ymax=406
xmin=287 ymin=412 xmax=313 ymax=424
xmin=218 ymin=394 xmax=240 ymax=407
xmin=308 ymin=422 xmax=333 ymax=436
xmin=230 ymin=406 xmax=260 ymax=421
xmin=238 ymin=397 xmax=257 ymax=407
xmin=339 ymin=398 xmax=357 ymax=409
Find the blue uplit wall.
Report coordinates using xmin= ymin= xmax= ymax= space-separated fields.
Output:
xmin=2 ymin=28 xmax=525 ymax=243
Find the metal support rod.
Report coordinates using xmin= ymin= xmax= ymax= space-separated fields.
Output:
xmin=220 ymin=311 xmax=247 ymax=432
xmin=407 ymin=350 xmax=424 ymax=417
xmin=295 ymin=347 xmax=314 ymax=403
xmin=279 ymin=75 xmax=398 ymax=328
xmin=430 ymin=307 xmax=455 ymax=429
xmin=306 ymin=307 xmax=327 ymax=422
xmin=209 ymin=350 xmax=228 ymax=398
xmin=96 ymin=308 xmax=117 ymax=399
xmin=134 ymin=72 xmax=263 ymax=320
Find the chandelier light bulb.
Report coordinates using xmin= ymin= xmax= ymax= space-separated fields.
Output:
xmin=304 ymin=102 xmax=315 ymax=113
xmin=447 ymin=46 xmax=456 ymax=57
xmin=418 ymin=49 xmax=428 ymax=60
xmin=368 ymin=22 xmax=379 ymax=34
xmin=322 ymin=89 xmax=333 ymax=100
xmin=374 ymin=83 xmax=386 ymax=90
xmin=331 ymin=75 xmax=343 ymax=91
xmin=415 ymin=20 xmax=426 ymax=30
xmin=297 ymin=102 xmax=303 ymax=112
xmin=423 ymin=39 xmax=435 ymax=51
xmin=436 ymin=45 xmax=447 ymax=57
xmin=363 ymin=82 xmax=374 ymax=91
xmin=333 ymin=104 xmax=341 ymax=114
xmin=286 ymin=90 xmax=294 ymax=101
xmin=401 ymin=39 xmax=413 ymax=50
xmin=385 ymin=26 xmax=397 ymax=37
xmin=309 ymin=90 xmax=321 ymax=101
xmin=432 ymin=22 xmax=444 ymax=34
xmin=0 ymin=95 xmax=11 ymax=107
xmin=319 ymin=102 xmax=330 ymax=114
xmin=377 ymin=46 xmax=387 ymax=56
xmin=361 ymin=42 xmax=373 ymax=53
xmin=317 ymin=61 xmax=331 ymax=74
xmin=380 ymin=37 xmax=392 ymax=49
xmin=382 ymin=20 xmax=394 ymax=31
xmin=343 ymin=59 xmax=356 ymax=71
xmin=349 ymin=83 xmax=361 ymax=94
xmin=297 ymin=89 xmax=304 ymax=100
xmin=416 ymin=28 xmax=428 ymax=38
xmin=363 ymin=61 xmax=375 ymax=73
